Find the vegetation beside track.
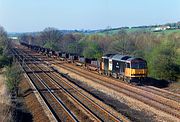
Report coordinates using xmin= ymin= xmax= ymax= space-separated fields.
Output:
xmin=4 ymin=63 xmax=22 ymax=96
xmin=0 ymin=25 xmax=33 ymax=122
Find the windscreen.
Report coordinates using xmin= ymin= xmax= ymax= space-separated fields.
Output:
xmin=131 ymin=61 xmax=147 ymax=69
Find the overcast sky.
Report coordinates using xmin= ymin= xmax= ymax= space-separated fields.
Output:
xmin=0 ymin=0 xmax=180 ymax=32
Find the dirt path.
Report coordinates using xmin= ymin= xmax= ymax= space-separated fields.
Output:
xmin=0 ymin=70 xmax=11 ymax=122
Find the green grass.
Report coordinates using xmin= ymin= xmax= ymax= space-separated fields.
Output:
xmin=96 ymin=27 xmax=180 ymax=36
xmin=153 ymin=29 xmax=180 ymax=35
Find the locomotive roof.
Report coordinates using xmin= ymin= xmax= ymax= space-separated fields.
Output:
xmin=112 ymin=54 xmax=131 ymax=61
xmin=127 ymin=57 xmax=146 ymax=62
xmin=102 ymin=54 xmax=116 ymax=59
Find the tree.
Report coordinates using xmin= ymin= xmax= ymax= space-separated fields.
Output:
xmin=19 ymin=34 xmax=30 ymax=44
xmin=5 ymin=63 xmax=22 ymax=96
xmin=83 ymin=41 xmax=102 ymax=59
xmin=41 ymin=27 xmax=62 ymax=50
xmin=0 ymin=25 xmax=12 ymax=67
xmin=43 ymin=41 xmax=59 ymax=51
xmin=0 ymin=55 xmax=12 ymax=68
xmin=117 ymin=30 xmax=128 ymax=41
xmin=0 ymin=25 xmax=8 ymax=48
xmin=147 ymin=40 xmax=179 ymax=81
xmin=66 ymin=42 xmax=79 ymax=53
xmin=0 ymin=26 xmax=8 ymax=55
xmin=60 ymin=33 xmax=76 ymax=52
xmin=107 ymin=39 xmax=135 ymax=55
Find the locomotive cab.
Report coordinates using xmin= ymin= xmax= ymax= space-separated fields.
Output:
xmin=125 ymin=58 xmax=147 ymax=83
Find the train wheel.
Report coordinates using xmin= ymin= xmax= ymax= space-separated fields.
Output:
xmin=126 ymin=77 xmax=131 ymax=83
xmin=98 ymin=71 xmax=102 ymax=75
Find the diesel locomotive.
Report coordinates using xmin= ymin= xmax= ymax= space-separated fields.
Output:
xmin=101 ymin=54 xmax=147 ymax=82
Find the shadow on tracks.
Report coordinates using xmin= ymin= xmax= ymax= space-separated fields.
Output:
xmin=14 ymin=108 xmax=33 ymax=122
xmin=13 ymin=94 xmax=33 ymax=122
xmin=141 ymin=77 xmax=170 ymax=88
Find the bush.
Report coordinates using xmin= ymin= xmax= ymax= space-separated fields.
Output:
xmin=4 ymin=64 xmax=22 ymax=93
xmin=43 ymin=41 xmax=59 ymax=51
xmin=83 ymin=41 xmax=103 ymax=59
xmin=0 ymin=55 xmax=12 ymax=68
xmin=147 ymin=40 xmax=179 ymax=81
xmin=0 ymin=47 xmax=3 ymax=55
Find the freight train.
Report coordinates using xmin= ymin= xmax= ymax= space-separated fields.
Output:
xmin=20 ymin=42 xmax=148 ymax=83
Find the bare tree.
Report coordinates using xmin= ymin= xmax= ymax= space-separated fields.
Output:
xmin=0 ymin=25 xmax=7 ymax=47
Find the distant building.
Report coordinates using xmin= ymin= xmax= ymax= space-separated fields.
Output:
xmin=154 ymin=26 xmax=170 ymax=31
xmin=8 ymin=36 xmax=18 ymax=40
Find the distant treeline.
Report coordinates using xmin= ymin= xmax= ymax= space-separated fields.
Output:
xmin=165 ymin=22 xmax=180 ymax=29
xmin=101 ymin=21 xmax=180 ymax=32
xmin=131 ymin=21 xmax=180 ymax=29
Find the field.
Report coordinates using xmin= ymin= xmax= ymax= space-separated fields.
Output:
xmin=96 ymin=27 xmax=180 ymax=35
xmin=154 ymin=29 xmax=180 ymax=35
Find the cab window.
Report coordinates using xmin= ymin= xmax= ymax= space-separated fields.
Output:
xmin=131 ymin=62 xmax=147 ymax=69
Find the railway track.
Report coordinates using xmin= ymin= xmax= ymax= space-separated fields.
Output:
xmin=138 ymin=86 xmax=180 ymax=102
xmin=28 ymin=64 xmax=101 ymax=122
xmin=56 ymin=62 xmax=180 ymax=104
xmin=36 ymin=64 xmax=124 ymax=121
xmin=13 ymin=48 xmax=128 ymax=121
xmin=12 ymin=49 xmax=78 ymax=122
xmin=15 ymin=49 xmax=101 ymax=122
xmin=57 ymin=62 xmax=180 ymax=102
xmin=50 ymin=62 xmax=180 ymax=119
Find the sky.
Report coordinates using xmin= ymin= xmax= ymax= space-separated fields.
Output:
xmin=0 ymin=0 xmax=180 ymax=32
